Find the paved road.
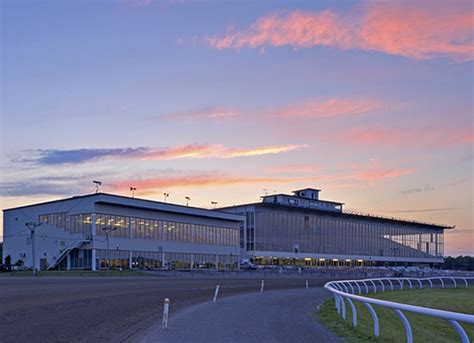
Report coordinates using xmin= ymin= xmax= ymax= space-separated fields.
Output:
xmin=0 ymin=276 xmax=336 ymax=342
xmin=141 ymin=288 xmax=340 ymax=343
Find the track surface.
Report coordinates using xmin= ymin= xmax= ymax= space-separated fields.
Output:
xmin=0 ymin=276 xmax=335 ymax=342
xmin=142 ymin=288 xmax=339 ymax=343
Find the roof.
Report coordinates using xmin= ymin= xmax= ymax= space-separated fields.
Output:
xmin=217 ymin=202 xmax=454 ymax=230
xmin=3 ymin=192 xmax=244 ymax=222
xmin=292 ymin=188 xmax=321 ymax=193
xmin=262 ymin=193 xmax=344 ymax=205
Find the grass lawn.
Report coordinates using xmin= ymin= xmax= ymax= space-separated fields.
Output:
xmin=0 ymin=269 xmax=148 ymax=277
xmin=318 ymin=287 xmax=474 ymax=343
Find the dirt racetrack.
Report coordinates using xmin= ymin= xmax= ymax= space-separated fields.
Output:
xmin=0 ymin=276 xmax=334 ymax=342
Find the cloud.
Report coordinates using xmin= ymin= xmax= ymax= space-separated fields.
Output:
xmin=207 ymin=2 xmax=474 ymax=61
xmin=24 ymin=144 xmax=308 ymax=165
xmin=401 ymin=184 xmax=435 ymax=195
xmin=109 ymin=173 xmax=301 ymax=194
xmin=160 ymin=97 xmax=381 ymax=123
xmin=337 ymin=126 xmax=474 ymax=149
xmin=159 ymin=106 xmax=240 ymax=121
xmin=272 ymin=97 xmax=381 ymax=118
xmin=389 ymin=207 xmax=459 ymax=214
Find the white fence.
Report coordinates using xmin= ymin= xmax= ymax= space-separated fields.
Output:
xmin=324 ymin=277 xmax=474 ymax=343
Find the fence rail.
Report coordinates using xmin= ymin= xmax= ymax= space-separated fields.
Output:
xmin=324 ymin=277 xmax=474 ymax=343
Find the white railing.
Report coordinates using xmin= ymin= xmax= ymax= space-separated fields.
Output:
xmin=324 ymin=277 xmax=474 ymax=343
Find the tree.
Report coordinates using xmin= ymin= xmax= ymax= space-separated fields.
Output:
xmin=444 ymin=255 xmax=474 ymax=271
xmin=4 ymin=254 xmax=11 ymax=266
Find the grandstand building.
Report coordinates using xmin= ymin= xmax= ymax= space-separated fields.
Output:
xmin=218 ymin=188 xmax=452 ymax=267
xmin=3 ymin=193 xmax=242 ymax=271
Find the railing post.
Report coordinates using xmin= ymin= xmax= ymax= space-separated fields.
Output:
xmin=439 ymin=278 xmax=445 ymax=288
xmin=448 ymin=320 xmax=470 ymax=343
xmin=369 ymin=279 xmax=377 ymax=293
xmin=260 ymin=280 xmax=265 ymax=293
xmin=387 ymin=279 xmax=394 ymax=291
xmin=462 ymin=278 xmax=468 ymax=288
xmin=378 ymin=279 xmax=385 ymax=292
xmin=341 ymin=282 xmax=349 ymax=294
xmin=428 ymin=278 xmax=433 ymax=288
xmin=341 ymin=296 xmax=346 ymax=320
xmin=347 ymin=282 xmax=355 ymax=294
xmin=346 ymin=298 xmax=357 ymax=327
xmin=363 ymin=302 xmax=380 ymax=337
xmin=406 ymin=278 xmax=413 ymax=289
xmin=398 ymin=279 xmax=404 ymax=290
xmin=393 ymin=309 xmax=413 ymax=343
xmin=451 ymin=277 xmax=457 ymax=288
xmin=355 ymin=281 xmax=362 ymax=294
xmin=361 ymin=280 xmax=369 ymax=294
xmin=417 ymin=279 xmax=422 ymax=289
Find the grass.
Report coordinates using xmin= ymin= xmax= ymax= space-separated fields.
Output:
xmin=318 ymin=287 xmax=474 ymax=343
xmin=0 ymin=269 xmax=148 ymax=277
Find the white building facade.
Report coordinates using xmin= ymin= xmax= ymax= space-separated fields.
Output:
xmin=3 ymin=193 xmax=243 ymax=271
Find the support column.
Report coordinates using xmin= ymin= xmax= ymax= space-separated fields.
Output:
xmin=216 ymin=254 xmax=219 ymax=271
xmin=190 ymin=254 xmax=194 ymax=270
xmin=91 ymin=213 xmax=97 ymax=271
xmin=66 ymin=251 xmax=71 ymax=271
xmin=129 ymin=250 xmax=133 ymax=269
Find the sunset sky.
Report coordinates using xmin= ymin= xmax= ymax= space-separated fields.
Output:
xmin=1 ymin=0 xmax=473 ymax=255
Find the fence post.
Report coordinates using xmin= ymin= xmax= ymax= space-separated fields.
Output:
xmin=451 ymin=277 xmax=457 ymax=288
xmin=363 ymin=302 xmax=380 ymax=337
xmin=260 ymin=280 xmax=265 ymax=293
xmin=213 ymin=285 xmax=220 ymax=303
xmin=306 ymin=280 xmax=309 ymax=289
xmin=393 ymin=309 xmax=413 ymax=343
xmin=162 ymin=298 xmax=170 ymax=329
xmin=346 ymin=298 xmax=357 ymax=327
xmin=448 ymin=320 xmax=470 ymax=343
xmin=387 ymin=279 xmax=394 ymax=291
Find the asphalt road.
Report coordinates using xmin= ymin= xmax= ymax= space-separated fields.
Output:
xmin=0 ymin=276 xmax=335 ymax=342
xmin=142 ymin=288 xmax=339 ymax=343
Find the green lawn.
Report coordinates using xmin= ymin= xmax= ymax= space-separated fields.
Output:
xmin=318 ymin=287 xmax=474 ymax=343
xmin=0 ymin=269 xmax=148 ymax=277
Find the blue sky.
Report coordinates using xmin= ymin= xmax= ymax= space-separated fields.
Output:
xmin=1 ymin=0 xmax=473 ymax=254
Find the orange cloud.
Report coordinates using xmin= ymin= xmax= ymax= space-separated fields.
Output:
xmin=109 ymin=174 xmax=301 ymax=194
xmin=208 ymin=2 xmax=474 ymax=61
xmin=356 ymin=168 xmax=413 ymax=182
xmin=273 ymin=97 xmax=380 ymax=118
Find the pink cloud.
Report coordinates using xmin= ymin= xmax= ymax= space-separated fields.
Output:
xmin=109 ymin=174 xmax=302 ymax=194
xmin=208 ymin=2 xmax=474 ymax=61
xmin=159 ymin=106 xmax=240 ymax=121
xmin=338 ymin=127 xmax=474 ymax=148
xmin=273 ymin=97 xmax=380 ymax=118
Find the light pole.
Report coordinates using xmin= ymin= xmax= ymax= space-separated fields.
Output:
xmin=130 ymin=187 xmax=136 ymax=198
xmin=25 ymin=222 xmax=42 ymax=276
xmin=102 ymin=227 xmax=118 ymax=275
xmin=185 ymin=196 xmax=191 ymax=206
xmin=163 ymin=193 xmax=169 ymax=202
xmin=211 ymin=201 xmax=218 ymax=209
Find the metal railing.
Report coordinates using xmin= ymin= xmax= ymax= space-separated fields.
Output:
xmin=324 ymin=277 xmax=474 ymax=343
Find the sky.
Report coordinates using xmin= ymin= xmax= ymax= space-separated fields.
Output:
xmin=1 ymin=0 xmax=473 ymax=255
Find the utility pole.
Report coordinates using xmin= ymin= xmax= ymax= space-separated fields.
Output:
xmin=25 ymin=222 xmax=42 ymax=276
xmin=102 ymin=227 xmax=117 ymax=275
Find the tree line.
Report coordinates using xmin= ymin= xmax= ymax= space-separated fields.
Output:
xmin=443 ymin=255 xmax=474 ymax=271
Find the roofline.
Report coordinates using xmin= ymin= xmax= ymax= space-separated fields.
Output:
xmin=216 ymin=202 xmax=453 ymax=230
xmin=3 ymin=192 xmax=244 ymax=222
xmin=261 ymin=193 xmax=345 ymax=205
xmin=292 ymin=188 xmax=321 ymax=192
